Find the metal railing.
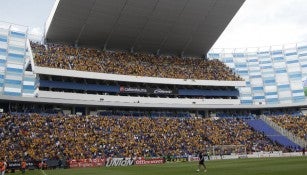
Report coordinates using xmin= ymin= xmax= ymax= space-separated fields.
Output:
xmin=260 ymin=115 xmax=307 ymax=148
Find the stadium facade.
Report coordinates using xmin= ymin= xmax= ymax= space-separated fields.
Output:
xmin=1 ymin=27 xmax=307 ymax=114
xmin=0 ymin=23 xmax=37 ymax=97
xmin=208 ymin=44 xmax=307 ymax=106
xmin=1 ymin=0 xmax=307 ymax=114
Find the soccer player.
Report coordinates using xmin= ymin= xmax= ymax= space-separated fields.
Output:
xmin=0 ymin=158 xmax=7 ymax=175
xmin=196 ymin=151 xmax=207 ymax=173
xmin=21 ymin=160 xmax=26 ymax=174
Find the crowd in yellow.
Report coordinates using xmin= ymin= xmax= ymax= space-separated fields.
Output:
xmin=0 ymin=113 xmax=286 ymax=162
xmin=31 ymin=42 xmax=242 ymax=81
xmin=270 ymin=115 xmax=307 ymax=140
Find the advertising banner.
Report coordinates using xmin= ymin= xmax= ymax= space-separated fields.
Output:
xmin=149 ymin=88 xmax=175 ymax=95
xmin=119 ymin=86 xmax=177 ymax=95
xmin=120 ymin=86 xmax=147 ymax=94
xmin=68 ymin=158 xmax=105 ymax=168
xmin=134 ymin=158 xmax=165 ymax=165
xmin=105 ymin=158 xmax=134 ymax=167
xmin=188 ymin=156 xmax=210 ymax=162
xmin=7 ymin=161 xmax=37 ymax=170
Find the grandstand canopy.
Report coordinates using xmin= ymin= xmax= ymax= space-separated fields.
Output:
xmin=45 ymin=0 xmax=245 ymax=57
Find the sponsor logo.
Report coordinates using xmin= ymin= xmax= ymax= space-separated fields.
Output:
xmin=105 ymin=158 xmax=134 ymax=167
xmin=188 ymin=156 xmax=200 ymax=162
xmin=119 ymin=86 xmax=176 ymax=94
xmin=238 ymin=155 xmax=248 ymax=159
xmin=135 ymin=158 xmax=164 ymax=165
xmin=69 ymin=158 xmax=105 ymax=168
xmin=153 ymin=89 xmax=172 ymax=94
xmin=120 ymin=86 xmax=147 ymax=93
xmin=8 ymin=161 xmax=35 ymax=170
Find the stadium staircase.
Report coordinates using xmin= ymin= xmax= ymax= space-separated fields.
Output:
xmin=246 ymin=118 xmax=301 ymax=149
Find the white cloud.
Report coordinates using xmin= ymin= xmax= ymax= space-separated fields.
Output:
xmin=28 ymin=27 xmax=43 ymax=41
xmin=29 ymin=27 xmax=43 ymax=36
xmin=212 ymin=0 xmax=307 ymax=49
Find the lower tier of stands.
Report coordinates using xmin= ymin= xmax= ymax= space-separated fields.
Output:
xmin=0 ymin=113 xmax=289 ymax=162
xmin=270 ymin=115 xmax=307 ymax=140
xmin=246 ymin=119 xmax=300 ymax=149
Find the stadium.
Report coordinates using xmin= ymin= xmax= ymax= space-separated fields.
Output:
xmin=0 ymin=0 xmax=306 ymax=175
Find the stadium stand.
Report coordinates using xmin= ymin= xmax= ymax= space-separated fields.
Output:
xmin=246 ymin=119 xmax=300 ymax=149
xmin=30 ymin=42 xmax=242 ymax=81
xmin=3 ymin=0 xmax=307 ymax=173
xmin=0 ymin=113 xmax=288 ymax=162
xmin=270 ymin=115 xmax=307 ymax=141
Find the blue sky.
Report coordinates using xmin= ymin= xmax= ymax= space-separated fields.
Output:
xmin=0 ymin=0 xmax=307 ymax=49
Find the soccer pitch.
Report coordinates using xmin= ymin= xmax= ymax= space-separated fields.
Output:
xmin=27 ymin=157 xmax=307 ymax=175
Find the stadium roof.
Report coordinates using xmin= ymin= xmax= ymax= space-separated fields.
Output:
xmin=45 ymin=0 xmax=245 ymax=57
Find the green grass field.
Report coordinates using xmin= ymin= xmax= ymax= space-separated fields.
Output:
xmin=25 ymin=157 xmax=307 ymax=175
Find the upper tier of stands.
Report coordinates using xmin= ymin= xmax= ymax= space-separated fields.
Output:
xmin=0 ymin=113 xmax=286 ymax=162
xmin=30 ymin=42 xmax=242 ymax=81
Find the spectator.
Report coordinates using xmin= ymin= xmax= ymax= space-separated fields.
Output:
xmin=0 ymin=113 xmax=286 ymax=161
xmin=31 ymin=42 xmax=242 ymax=81
xmin=270 ymin=114 xmax=307 ymax=140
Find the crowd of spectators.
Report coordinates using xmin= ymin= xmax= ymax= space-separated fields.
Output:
xmin=0 ymin=113 xmax=286 ymax=162
xmin=30 ymin=42 xmax=242 ymax=81
xmin=270 ymin=115 xmax=307 ymax=140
